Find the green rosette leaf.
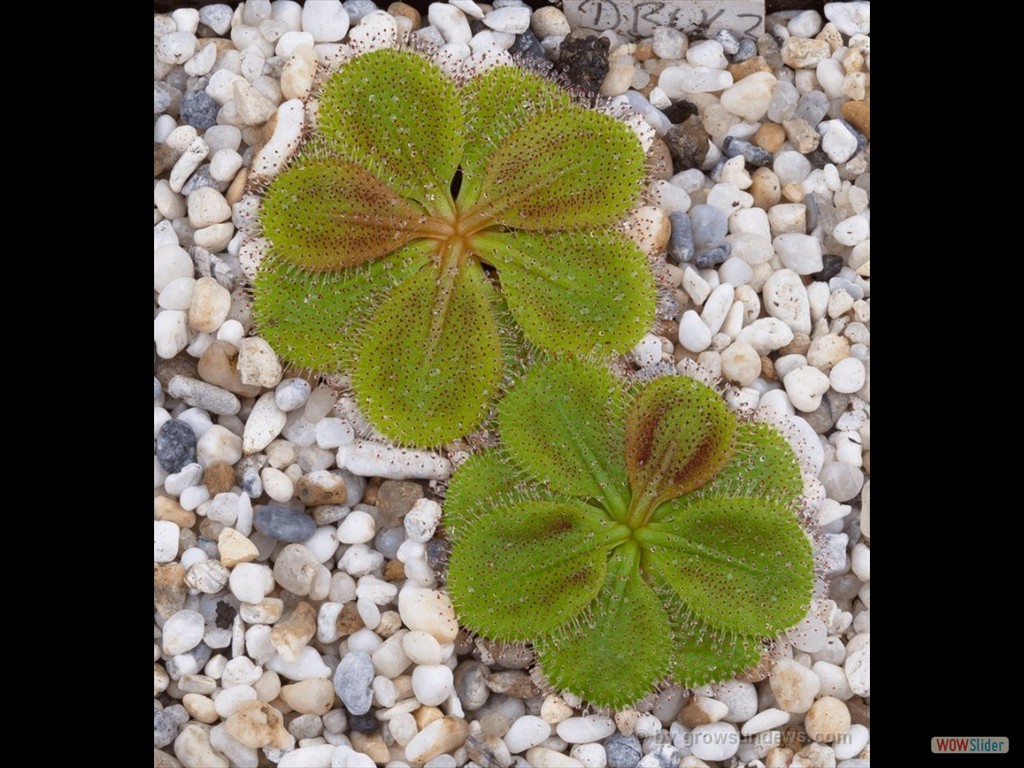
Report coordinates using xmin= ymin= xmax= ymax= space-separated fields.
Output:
xmin=473 ymin=229 xmax=656 ymax=357
xmin=498 ymin=358 xmax=629 ymax=514
xmin=317 ymin=49 xmax=463 ymax=216
xmin=352 ymin=259 xmax=502 ymax=447
xmin=446 ymin=500 xmax=616 ymax=641
xmin=535 ymin=543 xmax=673 ymax=709
xmin=638 ymin=497 xmax=814 ymax=636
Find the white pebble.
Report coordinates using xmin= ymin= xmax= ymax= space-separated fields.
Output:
xmin=428 ymin=3 xmax=472 ymax=44
xmin=154 ymin=310 xmax=190 ymax=360
xmin=773 ymin=234 xmax=823 ymax=274
xmin=398 ymin=587 xmax=459 ymax=643
xmin=829 ymin=357 xmax=866 ymax=394
xmin=484 ymin=6 xmax=530 ymax=33
xmin=154 ymin=180 xmax=187 ymax=220
xmin=686 ymin=40 xmax=726 ymax=68
xmin=169 ymin=137 xmax=210 ymax=193
xmin=825 ymin=1 xmax=870 ymax=35
xmin=783 ymin=366 xmax=831 ymax=412
xmin=700 ymin=284 xmax=734 ymax=335
xmin=154 ymin=520 xmax=180 ymax=563
xmin=762 ymin=269 xmax=811 ymax=334
xmin=678 ymin=310 xmax=712 ymax=352
xmin=630 ymin=333 xmax=663 ymax=368
xmin=832 ymin=215 xmax=870 ymax=246
xmin=505 ymin=716 xmax=552 ymax=755
xmin=714 ymin=680 xmax=757 ymax=723
xmin=412 ymin=664 xmax=454 ymax=706
xmin=402 ymin=631 xmax=444 ymax=665
xmin=735 ymin=318 xmax=794 ymax=354
xmin=657 ymin=64 xmax=732 ymax=98
xmin=157 ymin=31 xmax=197 ymax=64
xmin=154 ymin=244 xmax=194 ymax=292
xmin=819 ymin=120 xmax=858 ymax=164
xmin=260 ymin=467 xmax=294 ymax=502
xmin=405 ymin=498 xmax=443 ymax=543
xmin=243 ymin=392 xmax=288 ymax=453
xmin=813 ymin=661 xmax=853 ymax=700
xmin=531 ymin=6 xmax=570 ymax=37
xmin=720 ymin=72 xmax=777 ymax=121
xmin=337 ymin=510 xmax=376 ymax=544
xmin=229 ymin=563 xmax=275 ymax=604
xmin=337 ymin=440 xmax=451 ymax=480
xmin=851 ymin=542 xmax=870 ymax=582
xmin=570 ymin=743 xmax=606 ymax=768
xmin=833 ymin=723 xmax=869 ymax=760
xmin=690 ymin=722 xmax=739 ymax=761
xmin=788 ymin=613 xmax=828 ymax=653
xmin=556 ymin=716 xmax=616 ymax=744
xmin=302 ymin=0 xmax=349 ymax=41
xmin=276 ymin=378 xmax=312 ymax=412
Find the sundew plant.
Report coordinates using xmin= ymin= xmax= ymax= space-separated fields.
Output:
xmin=444 ymin=358 xmax=815 ymax=709
xmin=253 ymin=48 xmax=656 ymax=447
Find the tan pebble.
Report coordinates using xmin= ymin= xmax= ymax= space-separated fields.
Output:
xmin=647 ymin=136 xmax=674 ymax=181
xmin=627 ymin=205 xmax=671 ymax=255
xmin=383 ymin=559 xmax=407 ymax=582
xmin=840 ymin=48 xmax=865 ymax=73
xmin=413 ymin=706 xmax=445 ymax=731
xmin=805 ymin=696 xmax=851 ymax=743
xmin=155 ymin=495 xmax=196 ymax=529
xmin=351 ymin=732 xmax=390 ymax=764
xmin=336 ymin=601 xmax=365 ymax=637
xmin=782 ymin=183 xmax=806 ymax=203
xmin=816 ymin=22 xmax=844 ymax=52
xmin=183 ymin=693 xmax=219 ymax=724
xmin=218 ymin=527 xmax=258 ymax=567
xmin=154 ymin=563 xmax=188 ymax=619
xmin=842 ymin=100 xmax=870 ymax=139
xmin=736 ymin=649 xmax=772 ymax=683
xmin=486 ymin=670 xmax=540 ymax=699
xmin=842 ymin=72 xmax=868 ymax=100
xmin=154 ymin=746 xmax=183 ymax=768
xmin=405 ymin=716 xmax=469 ymax=764
xmin=634 ymin=40 xmax=654 ymax=61
xmin=754 ymin=122 xmax=786 ymax=154
xmin=727 ymin=55 xmax=771 ymax=81
xmin=203 ymin=462 xmax=237 ymax=494
xmin=781 ymin=37 xmax=831 ymax=68
xmin=779 ymin=332 xmax=811 ymax=356
xmin=270 ymin=601 xmax=317 ymax=661
xmin=225 ymin=701 xmax=291 ymax=749
xmin=188 ymin=277 xmax=231 ymax=334
xmin=541 ymin=694 xmax=575 ymax=724
xmin=750 ymin=167 xmax=781 ymax=210
xmin=361 ymin=477 xmax=382 ymax=507
xmin=280 ymin=47 xmax=317 ymax=101
xmin=783 ymin=118 xmax=821 ymax=154
xmin=279 ymin=678 xmax=335 ymax=715
xmin=198 ymin=517 xmax=225 ymax=541
xmin=806 ymin=334 xmax=850 ymax=371
xmin=238 ymin=337 xmax=283 ymax=388
xmin=225 ymin=167 xmax=249 ymax=205
xmin=796 ymin=742 xmax=836 ymax=766
xmin=174 ymin=723 xmax=229 ymax=768
xmin=254 ymin=670 xmax=282 ymax=702
xmin=388 ymin=2 xmax=421 ymax=27
xmin=155 ymin=664 xmax=170 ymax=696
xmin=769 ymin=660 xmax=820 ymax=713
xmin=198 ymin=340 xmax=262 ymax=398
xmin=240 ymin=598 xmax=283 ymax=625
xmin=377 ymin=609 xmax=404 ymax=637
xmin=296 ymin=472 xmax=348 ymax=505
xmin=765 ymin=746 xmax=794 ymax=768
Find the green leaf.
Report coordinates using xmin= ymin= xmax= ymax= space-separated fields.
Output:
xmin=252 ymin=243 xmax=430 ymax=373
xmin=352 ymin=259 xmax=503 ymax=447
xmin=638 ymin=497 xmax=814 ymax=636
xmin=317 ymin=49 xmax=462 ymax=216
xmin=668 ymin=616 xmax=765 ymax=689
xmin=685 ymin=421 xmax=805 ymax=511
xmin=259 ymin=155 xmax=427 ymax=271
xmin=443 ymin=449 xmax=527 ymax=539
xmin=446 ymin=500 xmax=615 ymax=641
xmin=535 ymin=543 xmax=673 ymax=709
xmin=473 ymin=229 xmax=656 ymax=356
xmin=471 ymin=107 xmax=646 ymax=230
xmin=457 ymin=65 xmax=572 ymax=209
xmin=625 ymin=376 xmax=736 ymax=519
xmin=498 ymin=358 xmax=629 ymax=512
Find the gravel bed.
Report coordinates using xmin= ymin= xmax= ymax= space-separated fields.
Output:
xmin=154 ymin=2 xmax=870 ymax=766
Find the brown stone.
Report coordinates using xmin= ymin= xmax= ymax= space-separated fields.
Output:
xmin=225 ymin=701 xmax=291 ymax=749
xmin=486 ymin=670 xmax=540 ymax=699
xmin=225 ymin=167 xmax=249 ymax=206
xmin=361 ymin=476 xmax=383 ymax=507
xmin=783 ymin=118 xmax=821 ymax=154
xmin=154 ymin=495 xmax=195 ymax=529
xmin=154 ymin=563 xmax=187 ymax=619
xmin=760 ymin=354 xmax=777 ymax=381
xmin=376 ymin=480 xmax=424 ymax=527
xmin=156 ymin=355 xmax=199 ymax=389
xmin=663 ymin=116 xmax=709 ymax=171
xmin=155 ymin=143 xmax=177 ymax=177
xmin=750 ymin=167 xmax=781 ymax=210
xmin=387 ymin=2 xmax=421 ymax=28
xmin=728 ymin=55 xmax=772 ymax=81
xmin=336 ymin=601 xmax=364 ymax=637
xmin=270 ymin=601 xmax=317 ymax=661
xmin=779 ymin=332 xmax=811 ymax=356
xmin=383 ymin=559 xmax=407 ymax=582
xmin=197 ymin=340 xmax=262 ymax=398
xmin=350 ymin=732 xmax=390 ymax=764
xmin=413 ymin=706 xmax=445 ymax=731
xmin=406 ymin=717 xmax=469 ymax=764
xmin=842 ymin=100 xmax=870 ymax=140
xmin=754 ymin=122 xmax=786 ymax=154
xmin=203 ymin=461 xmax=237 ymax=495
xmin=218 ymin=527 xmax=259 ymax=567
xmin=647 ymin=136 xmax=674 ymax=180
xmin=654 ymin=318 xmax=679 ymax=339
xmin=296 ymin=472 xmax=348 ymax=506
xmin=634 ymin=40 xmax=654 ymax=61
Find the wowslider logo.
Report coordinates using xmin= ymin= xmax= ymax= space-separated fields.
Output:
xmin=931 ymin=737 xmax=1008 ymax=754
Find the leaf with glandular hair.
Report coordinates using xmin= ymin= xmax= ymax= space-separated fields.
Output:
xmin=446 ymin=500 xmax=618 ymax=641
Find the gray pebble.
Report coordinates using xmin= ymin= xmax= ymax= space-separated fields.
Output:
xmin=181 ymin=163 xmax=230 ymax=195
xmin=193 ymin=246 xmax=238 ymax=290
xmin=734 ymin=37 xmax=758 ymax=62
xmin=803 ymin=391 xmax=850 ymax=434
xmin=334 ymin=651 xmax=375 ymax=715
xmin=804 ymin=192 xmax=820 ymax=231
xmin=253 ymin=505 xmax=316 ymax=542
xmin=668 ymin=211 xmax=694 ymax=263
xmin=154 ymin=707 xmax=180 ymax=748
xmin=767 ymin=79 xmax=799 ymax=123
xmin=689 ymin=205 xmax=728 ymax=250
xmin=288 ymin=714 xmax=324 ymax=739
xmin=166 ymin=642 xmax=212 ymax=678
xmin=829 ymin=276 xmax=864 ymax=301
xmin=713 ymin=28 xmax=740 ymax=54
xmin=157 ymin=419 xmax=197 ymax=473
xmin=605 ymin=733 xmax=643 ymax=768
xmin=454 ymin=660 xmax=491 ymax=711
xmin=820 ymin=462 xmax=864 ymax=502
xmin=342 ymin=0 xmax=378 ymax=22
xmin=154 ymin=376 xmax=163 ymax=400
xmin=638 ymin=745 xmax=680 ymax=768
xmin=154 ymin=82 xmax=177 ymax=115
xmin=694 ymin=242 xmax=732 ymax=269
xmin=794 ymin=90 xmax=830 ymax=127
xmin=181 ymin=88 xmax=219 ymax=130
xmin=374 ymin=525 xmax=405 ymax=560
xmin=723 ymin=136 xmax=772 ymax=167
xmin=241 ymin=467 xmax=263 ymax=498
xmin=167 ymin=375 xmax=241 ymax=416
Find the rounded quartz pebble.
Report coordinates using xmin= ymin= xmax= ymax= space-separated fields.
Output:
xmin=690 ymin=721 xmax=739 ymax=761
xmin=157 ymin=420 xmax=197 ymax=474
xmin=163 ymin=609 xmax=206 ymax=656
xmin=805 ymin=696 xmax=851 ymax=743
xmin=302 ymin=0 xmax=349 ymax=41
xmin=557 ymin=715 xmax=616 ymax=744
xmin=154 ymin=521 xmax=180 ymax=562
xmin=784 ymin=366 xmax=831 ymax=412
xmin=411 ymin=664 xmax=454 ymax=707
xmin=505 ymin=715 xmax=551 ymax=754
xmin=769 ymin=659 xmax=820 ymax=713
xmin=829 ymin=357 xmax=866 ymax=394
xmin=254 ymin=505 xmax=316 ymax=542
xmin=275 ymin=378 xmax=312 ymax=412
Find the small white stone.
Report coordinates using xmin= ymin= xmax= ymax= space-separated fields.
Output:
xmin=251 ymin=99 xmax=304 ymax=179
xmin=505 ymin=716 xmax=552 ymax=755
xmin=412 ymin=664 xmax=454 ymax=706
xmin=429 ymin=3 xmax=472 ymax=44
xmin=337 ymin=510 xmax=376 ymax=544
xmin=630 ymin=333 xmax=663 ymax=368
xmin=337 ymin=440 xmax=451 ymax=480
xmin=315 ymin=418 xmax=355 ymax=450
xmin=229 ymin=563 xmax=275 ymax=604
xmin=301 ymin=0 xmax=349 ymax=41
xmin=556 ymin=716 xmax=616 ymax=744
xmin=706 ymin=182 xmax=752 ymax=213
xmin=154 ymin=244 xmax=194 ymax=292
xmin=484 ymin=6 xmax=530 ymax=33
xmin=154 ymin=180 xmax=187 ymax=221
xmin=686 ymin=40 xmax=727 ymax=68
xmin=238 ymin=337 xmax=283 ymax=388
xmin=700 ymin=284 xmax=734 ymax=335
xmin=197 ymin=425 xmax=243 ymax=466
xmin=261 ymin=467 xmax=294 ymax=502
xmin=833 ymin=723 xmax=869 ymax=760
xmin=735 ymin=318 xmax=795 ymax=354
xmin=741 ymin=708 xmax=790 ymax=736
xmin=348 ymin=10 xmax=398 ymax=53
xmin=769 ymin=658 xmax=820 ymax=713
xmin=652 ymin=25 xmax=687 ymax=59
xmin=154 ymin=520 xmax=181 ymax=562
xmin=773 ymin=151 xmax=812 ymax=187
xmin=682 ymin=268 xmax=711 ymax=305
xmin=813 ymin=661 xmax=853 ymax=700
xmin=773 ymin=234 xmax=823 ymax=274
xmin=788 ymin=9 xmax=822 ymax=37
xmin=783 ymin=366 xmax=831 ymax=412
xmin=818 ymin=119 xmax=858 ymax=164
xmin=762 ymin=269 xmax=811 ymax=334
xmin=154 ymin=310 xmax=190 ymax=360
xmin=690 ymin=722 xmax=739 ymax=761
xmin=531 ymin=6 xmax=570 ymax=37
xmin=401 ymin=630 xmax=443 ymax=666
xmin=243 ymin=392 xmax=288 ymax=453
xmin=788 ymin=613 xmax=828 ymax=653
xmin=405 ymin=498 xmax=443 ymax=543
xmin=678 ymin=310 xmax=712 ymax=352
xmin=275 ymin=379 xmax=311 ymax=412
xmin=169 ymin=137 xmax=210 ymax=193
xmin=833 ymin=215 xmax=870 ymax=247
xmin=450 ymin=0 xmax=484 ymax=18
xmin=851 ymin=542 xmax=870 ymax=582
xmin=188 ymin=277 xmax=231 ymax=333
xmin=657 ymin=64 xmax=732 ymax=98
xmin=571 ymin=742 xmax=606 ymax=768
xmin=720 ymin=72 xmax=777 ymax=121
xmin=720 ymin=341 xmax=760 ymax=386
xmin=398 ymin=587 xmax=459 ymax=642
xmin=829 ymin=357 xmax=866 ymax=394
xmin=824 ymin=1 xmax=870 ymax=35
xmin=157 ymin=30 xmax=198 ymax=64
xmin=714 ymin=680 xmax=757 ymax=724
